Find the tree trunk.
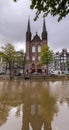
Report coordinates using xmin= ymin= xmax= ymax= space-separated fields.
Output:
xmin=9 ymin=62 xmax=12 ymax=79
xmin=47 ymin=65 xmax=48 ymax=75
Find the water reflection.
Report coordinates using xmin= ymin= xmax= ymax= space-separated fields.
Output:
xmin=0 ymin=80 xmax=69 ymax=130
xmin=22 ymin=81 xmax=58 ymax=130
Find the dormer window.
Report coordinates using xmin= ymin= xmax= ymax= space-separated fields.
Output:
xmin=32 ymin=45 xmax=35 ymax=53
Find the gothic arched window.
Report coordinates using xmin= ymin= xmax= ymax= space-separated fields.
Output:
xmin=32 ymin=63 xmax=35 ymax=68
xmin=32 ymin=56 xmax=35 ymax=61
xmin=38 ymin=45 xmax=41 ymax=52
xmin=32 ymin=45 xmax=35 ymax=53
xmin=38 ymin=56 xmax=40 ymax=61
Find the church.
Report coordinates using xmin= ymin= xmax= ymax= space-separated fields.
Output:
xmin=25 ymin=18 xmax=48 ymax=74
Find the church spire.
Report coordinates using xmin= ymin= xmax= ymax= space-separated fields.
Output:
xmin=42 ymin=18 xmax=47 ymax=41
xmin=43 ymin=18 xmax=46 ymax=32
xmin=27 ymin=18 xmax=31 ymax=32
xmin=26 ymin=18 xmax=31 ymax=42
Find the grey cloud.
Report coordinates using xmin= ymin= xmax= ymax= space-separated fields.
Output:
xmin=0 ymin=0 xmax=69 ymax=52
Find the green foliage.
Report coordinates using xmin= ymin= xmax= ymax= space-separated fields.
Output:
xmin=40 ymin=45 xmax=53 ymax=66
xmin=17 ymin=49 xmax=26 ymax=67
xmin=0 ymin=43 xmax=16 ymax=76
xmin=30 ymin=0 xmax=69 ymax=21
xmin=0 ymin=43 xmax=26 ymax=75
xmin=1 ymin=43 xmax=16 ymax=64
xmin=13 ymin=0 xmax=69 ymax=21
xmin=14 ymin=0 xmax=16 ymax=1
xmin=66 ymin=58 xmax=69 ymax=67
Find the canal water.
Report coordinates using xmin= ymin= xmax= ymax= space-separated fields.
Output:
xmin=0 ymin=80 xmax=69 ymax=130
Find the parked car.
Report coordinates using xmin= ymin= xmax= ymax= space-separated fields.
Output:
xmin=65 ymin=72 xmax=69 ymax=75
xmin=32 ymin=72 xmax=41 ymax=75
xmin=49 ymin=70 xmax=62 ymax=75
xmin=0 ymin=72 xmax=6 ymax=75
xmin=16 ymin=73 xmax=22 ymax=76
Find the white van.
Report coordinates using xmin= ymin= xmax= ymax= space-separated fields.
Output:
xmin=50 ymin=70 xmax=62 ymax=75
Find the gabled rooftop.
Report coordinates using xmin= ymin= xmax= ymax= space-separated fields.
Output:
xmin=31 ymin=32 xmax=41 ymax=42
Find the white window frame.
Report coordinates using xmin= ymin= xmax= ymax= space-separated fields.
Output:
xmin=32 ymin=45 xmax=36 ymax=53
xmin=38 ymin=45 xmax=41 ymax=52
xmin=32 ymin=56 xmax=35 ymax=61
xmin=38 ymin=56 xmax=40 ymax=61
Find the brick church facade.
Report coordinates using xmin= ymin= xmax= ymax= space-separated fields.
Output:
xmin=25 ymin=18 xmax=48 ymax=74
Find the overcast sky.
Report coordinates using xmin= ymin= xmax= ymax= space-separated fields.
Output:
xmin=0 ymin=0 xmax=69 ymax=52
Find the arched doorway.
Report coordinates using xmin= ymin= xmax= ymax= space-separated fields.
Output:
xmin=37 ymin=64 xmax=42 ymax=73
xmin=31 ymin=63 xmax=35 ymax=73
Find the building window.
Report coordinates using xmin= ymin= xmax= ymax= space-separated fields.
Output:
xmin=32 ymin=45 xmax=35 ymax=53
xmin=38 ymin=56 xmax=40 ymax=61
xmin=64 ymin=57 xmax=66 ymax=59
xmin=56 ymin=57 xmax=59 ymax=59
xmin=38 ymin=45 xmax=41 ymax=52
xmin=61 ymin=57 xmax=63 ymax=59
xmin=64 ymin=59 xmax=66 ymax=63
xmin=61 ymin=60 xmax=63 ymax=63
xmin=14 ymin=62 xmax=18 ymax=68
xmin=32 ymin=63 xmax=35 ymax=68
xmin=32 ymin=56 xmax=35 ymax=61
xmin=64 ymin=54 xmax=66 ymax=56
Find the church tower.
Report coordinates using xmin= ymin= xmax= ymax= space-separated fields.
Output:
xmin=26 ymin=18 xmax=31 ymax=42
xmin=26 ymin=18 xmax=31 ymax=64
xmin=42 ymin=18 xmax=47 ymax=42
xmin=25 ymin=18 xmax=48 ymax=74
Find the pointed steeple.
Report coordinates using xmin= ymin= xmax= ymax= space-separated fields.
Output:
xmin=43 ymin=18 xmax=46 ymax=32
xmin=26 ymin=18 xmax=31 ymax=42
xmin=27 ymin=18 xmax=31 ymax=32
xmin=42 ymin=18 xmax=47 ymax=41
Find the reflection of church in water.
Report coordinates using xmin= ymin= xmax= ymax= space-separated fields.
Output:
xmin=21 ymin=85 xmax=52 ymax=130
xmin=25 ymin=18 xmax=48 ymax=73
xmin=22 ymin=105 xmax=52 ymax=130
